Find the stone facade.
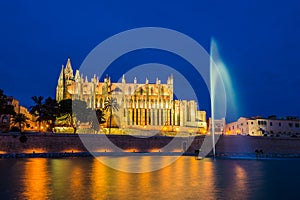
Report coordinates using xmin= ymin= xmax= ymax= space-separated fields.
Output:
xmin=226 ymin=116 xmax=300 ymax=136
xmin=56 ymin=58 xmax=207 ymax=130
xmin=0 ymin=97 xmax=36 ymax=132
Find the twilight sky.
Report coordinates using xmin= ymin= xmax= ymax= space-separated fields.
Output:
xmin=0 ymin=0 xmax=300 ymax=122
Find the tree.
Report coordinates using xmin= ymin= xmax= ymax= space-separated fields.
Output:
xmin=30 ymin=96 xmax=59 ymax=132
xmin=58 ymin=99 xmax=74 ymax=132
xmin=29 ymin=96 xmax=44 ymax=131
xmin=11 ymin=113 xmax=28 ymax=133
xmin=72 ymin=100 xmax=89 ymax=123
xmin=42 ymin=97 xmax=59 ymax=131
xmin=96 ymin=109 xmax=106 ymax=125
xmin=58 ymin=99 xmax=88 ymax=134
xmin=88 ymin=109 xmax=106 ymax=133
xmin=104 ymin=97 xmax=119 ymax=134
xmin=0 ymin=89 xmax=16 ymax=116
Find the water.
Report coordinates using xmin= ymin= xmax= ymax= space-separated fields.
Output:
xmin=1 ymin=156 xmax=300 ymax=200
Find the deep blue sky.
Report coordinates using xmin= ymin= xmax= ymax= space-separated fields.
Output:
xmin=0 ymin=0 xmax=300 ymax=122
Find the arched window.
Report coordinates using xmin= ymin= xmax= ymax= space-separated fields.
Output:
xmin=151 ymin=87 xmax=154 ymax=95
xmin=100 ymin=98 xmax=103 ymax=108
xmin=140 ymin=88 xmax=143 ymax=95
xmin=95 ymin=97 xmax=99 ymax=108
xmin=102 ymin=86 xmax=105 ymax=94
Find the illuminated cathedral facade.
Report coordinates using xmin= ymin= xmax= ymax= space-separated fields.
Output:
xmin=56 ymin=58 xmax=207 ymax=131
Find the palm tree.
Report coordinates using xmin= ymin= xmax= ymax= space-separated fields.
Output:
xmin=43 ymin=97 xmax=59 ymax=131
xmin=11 ymin=113 xmax=28 ymax=133
xmin=104 ymin=97 xmax=119 ymax=134
xmin=30 ymin=96 xmax=44 ymax=131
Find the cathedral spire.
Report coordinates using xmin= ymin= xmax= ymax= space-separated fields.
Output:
xmin=58 ymin=65 xmax=65 ymax=81
xmin=74 ymin=70 xmax=80 ymax=82
xmin=65 ymin=58 xmax=73 ymax=79
xmin=122 ymin=74 xmax=126 ymax=83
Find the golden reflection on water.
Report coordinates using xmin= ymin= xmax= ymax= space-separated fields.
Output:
xmin=22 ymin=158 xmax=50 ymax=200
xmin=18 ymin=157 xmax=255 ymax=199
xmin=233 ymin=165 xmax=249 ymax=199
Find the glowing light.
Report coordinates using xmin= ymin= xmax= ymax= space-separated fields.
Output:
xmin=124 ymin=148 xmax=138 ymax=153
xmin=150 ymin=148 xmax=161 ymax=152
xmin=23 ymin=149 xmax=46 ymax=154
xmin=96 ymin=149 xmax=111 ymax=152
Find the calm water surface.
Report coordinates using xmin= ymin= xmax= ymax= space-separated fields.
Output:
xmin=0 ymin=156 xmax=300 ymax=200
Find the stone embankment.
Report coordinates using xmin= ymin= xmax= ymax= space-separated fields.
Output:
xmin=1 ymin=133 xmax=300 ymax=158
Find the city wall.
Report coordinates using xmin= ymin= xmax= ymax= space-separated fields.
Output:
xmin=1 ymin=134 xmax=300 ymax=156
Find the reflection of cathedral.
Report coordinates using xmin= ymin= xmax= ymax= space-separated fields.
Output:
xmin=56 ymin=58 xmax=207 ymax=131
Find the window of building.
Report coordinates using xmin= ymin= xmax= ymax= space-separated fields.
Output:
xmin=289 ymin=123 xmax=293 ymax=127
xmin=279 ymin=122 xmax=281 ymax=126
xmin=251 ymin=122 xmax=253 ymax=125
xmin=140 ymin=88 xmax=143 ymax=95
xmin=270 ymin=122 xmax=273 ymax=126
xmin=296 ymin=123 xmax=299 ymax=128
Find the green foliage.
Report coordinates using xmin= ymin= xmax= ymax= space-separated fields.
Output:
xmin=0 ymin=89 xmax=16 ymax=116
xmin=11 ymin=113 xmax=28 ymax=133
xmin=30 ymin=96 xmax=59 ymax=131
xmin=104 ymin=97 xmax=119 ymax=134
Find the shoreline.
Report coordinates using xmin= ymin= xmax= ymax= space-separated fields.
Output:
xmin=2 ymin=133 xmax=300 ymax=159
xmin=2 ymin=151 xmax=300 ymax=160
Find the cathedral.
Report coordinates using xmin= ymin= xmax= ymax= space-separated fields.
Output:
xmin=56 ymin=58 xmax=207 ymax=132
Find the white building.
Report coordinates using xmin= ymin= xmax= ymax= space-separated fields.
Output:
xmin=225 ymin=116 xmax=300 ymax=136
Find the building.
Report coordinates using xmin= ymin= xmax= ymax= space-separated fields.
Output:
xmin=208 ymin=117 xmax=226 ymax=134
xmin=0 ymin=95 xmax=37 ymax=133
xmin=225 ymin=116 xmax=300 ymax=136
xmin=56 ymin=58 xmax=207 ymax=131
xmin=0 ymin=96 xmax=18 ymax=132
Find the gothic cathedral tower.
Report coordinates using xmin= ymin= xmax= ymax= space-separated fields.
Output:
xmin=56 ymin=58 xmax=74 ymax=101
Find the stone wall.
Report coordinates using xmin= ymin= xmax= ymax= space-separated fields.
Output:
xmin=0 ymin=134 xmax=203 ymax=154
xmin=1 ymin=134 xmax=300 ymax=156
xmin=216 ymin=135 xmax=300 ymax=155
